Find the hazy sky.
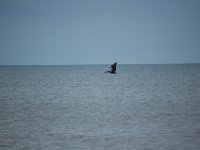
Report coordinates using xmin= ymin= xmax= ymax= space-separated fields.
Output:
xmin=1 ymin=0 xmax=200 ymax=65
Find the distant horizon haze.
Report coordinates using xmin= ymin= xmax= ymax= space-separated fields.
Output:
xmin=0 ymin=63 xmax=200 ymax=66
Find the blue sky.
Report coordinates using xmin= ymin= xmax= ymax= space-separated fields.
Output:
xmin=0 ymin=0 xmax=200 ymax=65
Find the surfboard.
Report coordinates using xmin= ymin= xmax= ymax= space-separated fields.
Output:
xmin=105 ymin=71 xmax=117 ymax=74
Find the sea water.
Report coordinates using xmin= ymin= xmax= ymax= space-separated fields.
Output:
xmin=0 ymin=64 xmax=200 ymax=150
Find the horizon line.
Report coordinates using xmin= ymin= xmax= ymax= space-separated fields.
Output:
xmin=0 ymin=63 xmax=200 ymax=66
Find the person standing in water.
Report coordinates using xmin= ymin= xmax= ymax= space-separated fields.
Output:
xmin=106 ymin=62 xmax=117 ymax=74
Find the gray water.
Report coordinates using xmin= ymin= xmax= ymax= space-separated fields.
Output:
xmin=0 ymin=64 xmax=200 ymax=150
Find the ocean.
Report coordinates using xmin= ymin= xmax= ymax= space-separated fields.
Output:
xmin=0 ymin=64 xmax=200 ymax=150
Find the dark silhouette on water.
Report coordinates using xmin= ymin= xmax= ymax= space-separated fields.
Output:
xmin=105 ymin=62 xmax=117 ymax=74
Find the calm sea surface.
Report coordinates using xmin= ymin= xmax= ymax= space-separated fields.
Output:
xmin=0 ymin=64 xmax=200 ymax=150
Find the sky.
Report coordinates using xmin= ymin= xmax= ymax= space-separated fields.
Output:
xmin=0 ymin=0 xmax=200 ymax=65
